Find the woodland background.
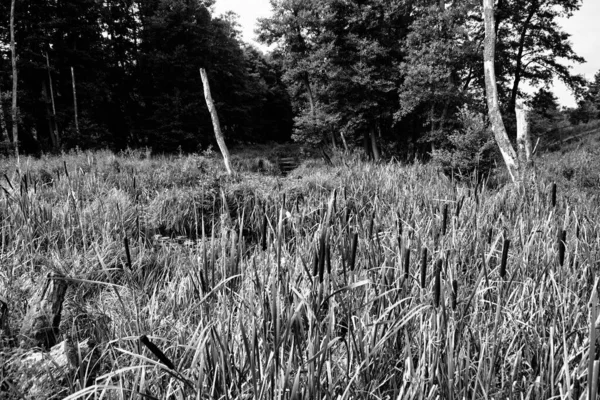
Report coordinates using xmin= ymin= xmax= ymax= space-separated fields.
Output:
xmin=1 ymin=0 xmax=599 ymax=167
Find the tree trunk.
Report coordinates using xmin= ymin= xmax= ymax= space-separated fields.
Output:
xmin=303 ymin=73 xmax=316 ymax=119
xmin=483 ymin=0 xmax=520 ymax=182
xmin=516 ymin=99 xmax=533 ymax=169
xmin=363 ymin=130 xmax=372 ymax=160
xmin=71 ymin=66 xmax=80 ymax=136
xmin=46 ymin=52 xmax=60 ymax=149
xmin=10 ymin=0 xmax=18 ymax=156
xmin=339 ymin=130 xmax=348 ymax=152
xmin=199 ymin=68 xmax=234 ymax=176
xmin=42 ymin=80 xmax=58 ymax=149
xmin=0 ymin=88 xmax=9 ymax=142
xmin=369 ymin=125 xmax=380 ymax=162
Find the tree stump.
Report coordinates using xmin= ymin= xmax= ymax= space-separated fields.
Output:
xmin=19 ymin=273 xmax=68 ymax=349
xmin=6 ymin=337 xmax=99 ymax=398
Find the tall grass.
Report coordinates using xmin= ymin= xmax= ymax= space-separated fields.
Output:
xmin=1 ymin=147 xmax=600 ymax=399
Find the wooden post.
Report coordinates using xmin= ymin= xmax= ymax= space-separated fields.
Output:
xmin=199 ymin=68 xmax=234 ymax=176
xmin=45 ymin=52 xmax=60 ymax=149
xmin=71 ymin=66 xmax=80 ymax=135
xmin=483 ymin=0 xmax=520 ymax=183
xmin=10 ymin=0 xmax=18 ymax=156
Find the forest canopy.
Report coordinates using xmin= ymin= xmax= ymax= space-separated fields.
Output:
xmin=0 ymin=0 xmax=594 ymax=158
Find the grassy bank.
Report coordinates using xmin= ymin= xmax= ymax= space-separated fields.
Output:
xmin=1 ymin=146 xmax=600 ymax=399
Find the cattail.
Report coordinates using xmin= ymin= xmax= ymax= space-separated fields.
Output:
xmin=500 ymin=239 xmax=510 ymax=279
xmin=551 ymin=183 xmax=557 ymax=208
xmin=349 ymin=232 xmax=358 ymax=271
xmin=124 ymin=237 xmax=132 ymax=270
xmin=403 ymin=247 xmax=410 ymax=281
xmin=64 ymin=161 xmax=70 ymax=178
xmin=261 ymin=214 xmax=268 ymax=251
xmin=433 ymin=259 xmax=442 ymax=307
xmin=441 ymin=204 xmax=448 ymax=236
xmin=326 ymin=241 xmax=331 ymax=275
xmin=140 ymin=335 xmax=176 ymax=370
xmin=451 ymin=280 xmax=458 ymax=310
xmin=455 ymin=196 xmax=463 ymax=218
xmin=318 ymin=232 xmax=327 ymax=283
xmin=312 ymin=248 xmax=319 ymax=277
xmin=488 ymin=228 xmax=493 ymax=245
xmin=558 ymin=229 xmax=567 ymax=266
xmin=368 ymin=211 xmax=375 ymax=239
xmin=420 ymin=248 xmax=428 ymax=289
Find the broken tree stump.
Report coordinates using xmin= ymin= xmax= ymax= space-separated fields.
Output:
xmin=19 ymin=273 xmax=68 ymax=349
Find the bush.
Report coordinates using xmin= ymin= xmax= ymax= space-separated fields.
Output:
xmin=431 ymin=106 xmax=500 ymax=179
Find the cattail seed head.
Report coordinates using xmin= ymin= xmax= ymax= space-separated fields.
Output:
xmin=500 ymin=239 xmax=510 ymax=279
xmin=420 ymin=248 xmax=428 ymax=289
xmin=558 ymin=229 xmax=567 ymax=266
xmin=433 ymin=259 xmax=442 ymax=308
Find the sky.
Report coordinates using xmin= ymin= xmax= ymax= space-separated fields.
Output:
xmin=213 ymin=0 xmax=600 ymax=107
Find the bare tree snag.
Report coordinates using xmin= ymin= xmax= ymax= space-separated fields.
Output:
xmin=71 ymin=67 xmax=80 ymax=135
xmin=19 ymin=274 xmax=68 ymax=349
xmin=10 ymin=0 xmax=18 ymax=156
xmin=45 ymin=52 xmax=60 ymax=149
xmin=199 ymin=68 xmax=234 ymax=175
xmin=483 ymin=0 xmax=520 ymax=182
xmin=370 ymin=126 xmax=381 ymax=162
xmin=516 ymin=99 xmax=533 ymax=168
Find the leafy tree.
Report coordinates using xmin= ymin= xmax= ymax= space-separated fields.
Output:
xmin=495 ymin=0 xmax=585 ymax=112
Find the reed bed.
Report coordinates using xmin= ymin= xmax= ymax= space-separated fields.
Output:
xmin=1 ymin=148 xmax=600 ymax=399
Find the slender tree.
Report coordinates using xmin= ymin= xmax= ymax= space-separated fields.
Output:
xmin=483 ymin=0 xmax=519 ymax=182
xmin=10 ymin=0 xmax=18 ymax=155
xmin=200 ymin=68 xmax=234 ymax=175
xmin=71 ymin=67 xmax=80 ymax=136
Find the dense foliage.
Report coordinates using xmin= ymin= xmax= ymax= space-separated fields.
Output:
xmin=0 ymin=0 xmax=596 ymax=161
xmin=0 ymin=0 xmax=293 ymax=153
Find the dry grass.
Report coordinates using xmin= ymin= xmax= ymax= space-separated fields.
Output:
xmin=1 ymin=146 xmax=600 ymax=399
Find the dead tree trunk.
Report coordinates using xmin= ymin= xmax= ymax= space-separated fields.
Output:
xmin=19 ymin=273 xmax=68 ymax=349
xmin=483 ymin=0 xmax=520 ymax=182
xmin=516 ymin=99 xmax=534 ymax=171
xmin=369 ymin=125 xmax=381 ymax=162
xmin=45 ymin=52 xmax=60 ymax=149
xmin=10 ymin=0 xmax=18 ymax=156
xmin=71 ymin=67 xmax=80 ymax=136
xmin=199 ymin=68 xmax=234 ymax=176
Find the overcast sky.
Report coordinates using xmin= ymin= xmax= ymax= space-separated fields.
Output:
xmin=213 ymin=0 xmax=599 ymax=107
